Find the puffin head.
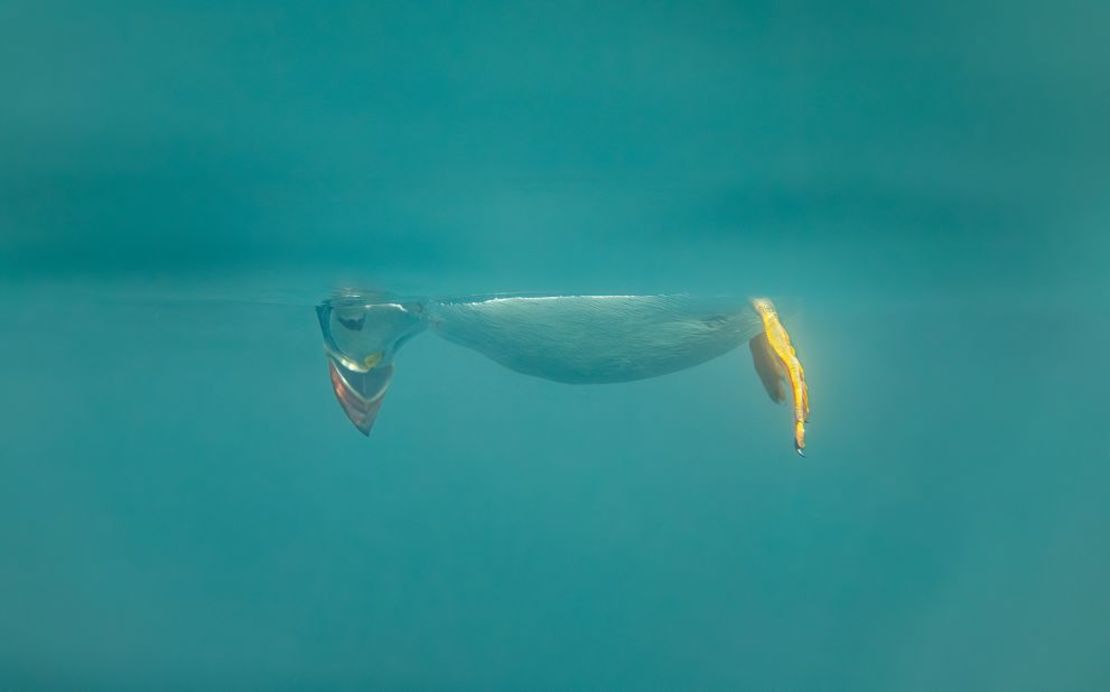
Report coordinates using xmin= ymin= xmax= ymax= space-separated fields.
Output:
xmin=316 ymin=291 xmax=428 ymax=435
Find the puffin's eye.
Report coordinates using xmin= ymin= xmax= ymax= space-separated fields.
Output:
xmin=337 ymin=315 xmax=366 ymax=331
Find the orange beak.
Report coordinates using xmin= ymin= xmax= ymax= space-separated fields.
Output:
xmin=326 ymin=359 xmax=393 ymax=435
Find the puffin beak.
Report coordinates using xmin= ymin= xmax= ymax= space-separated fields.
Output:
xmin=326 ymin=357 xmax=393 ymax=435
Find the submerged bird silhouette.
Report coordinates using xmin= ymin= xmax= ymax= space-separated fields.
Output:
xmin=317 ymin=292 xmax=810 ymax=455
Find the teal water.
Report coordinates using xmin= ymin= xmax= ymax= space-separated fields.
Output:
xmin=2 ymin=2 xmax=1108 ymax=689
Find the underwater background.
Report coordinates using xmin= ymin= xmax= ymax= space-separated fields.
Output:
xmin=1 ymin=1 xmax=1108 ymax=689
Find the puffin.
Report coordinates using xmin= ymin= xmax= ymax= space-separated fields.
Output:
xmin=317 ymin=291 xmax=810 ymax=455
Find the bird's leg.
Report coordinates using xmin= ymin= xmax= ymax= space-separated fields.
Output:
xmin=750 ymin=298 xmax=809 ymax=456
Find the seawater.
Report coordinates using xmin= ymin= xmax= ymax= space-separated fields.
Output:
xmin=1 ymin=1 xmax=1108 ymax=689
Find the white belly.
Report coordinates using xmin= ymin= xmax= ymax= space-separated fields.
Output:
xmin=429 ymin=294 xmax=761 ymax=383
